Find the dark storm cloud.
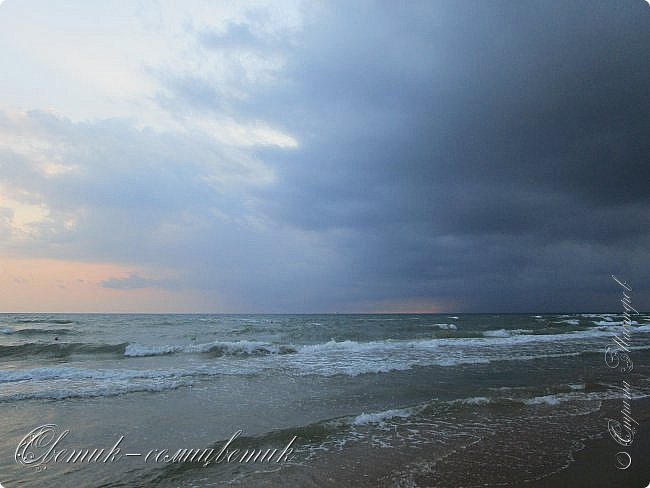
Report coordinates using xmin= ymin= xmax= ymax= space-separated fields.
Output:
xmin=233 ymin=0 xmax=650 ymax=310
xmin=5 ymin=1 xmax=648 ymax=312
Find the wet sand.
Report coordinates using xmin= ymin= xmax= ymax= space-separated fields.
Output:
xmin=524 ymin=398 xmax=650 ymax=488
xmin=218 ymin=398 xmax=650 ymax=488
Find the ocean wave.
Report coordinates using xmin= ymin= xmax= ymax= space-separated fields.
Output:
xmin=593 ymin=320 xmax=639 ymax=326
xmin=124 ymin=344 xmax=181 ymax=357
xmin=555 ymin=319 xmax=581 ymax=326
xmin=433 ymin=357 xmax=492 ymax=366
xmin=297 ymin=339 xmax=390 ymax=354
xmin=118 ymin=328 xmax=646 ymax=377
xmin=0 ymin=362 xmax=200 ymax=402
xmin=0 ymin=342 xmax=127 ymax=359
xmin=523 ymin=390 xmax=649 ymax=406
xmin=0 ymin=365 xmax=191 ymax=384
xmin=449 ymin=396 xmax=495 ymax=406
xmin=5 ymin=325 xmax=650 ymax=381
xmin=14 ymin=318 xmax=76 ymax=325
xmin=290 ymin=341 xmax=586 ymax=377
xmin=447 ymin=391 xmax=600 ymax=410
xmin=483 ymin=329 xmax=510 ymax=338
xmin=0 ymin=327 xmax=75 ymax=336
xmin=432 ymin=323 xmax=457 ymax=330
xmin=0 ymin=379 xmax=191 ymax=402
xmin=8 ymin=322 xmax=649 ymax=364
xmin=449 ymin=383 xmax=649 ymax=410
xmin=124 ymin=340 xmax=297 ymax=358
xmin=352 ymin=408 xmax=414 ymax=425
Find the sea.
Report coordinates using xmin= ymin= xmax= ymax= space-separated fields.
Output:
xmin=1 ymin=313 xmax=649 ymax=487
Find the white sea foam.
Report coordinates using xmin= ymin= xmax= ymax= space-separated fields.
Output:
xmin=434 ymin=357 xmax=491 ymax=366
xmin=593 ymin=320 xmax=638 ymax=326
xmin=0 ymin=366 xmax=190 ymax=383
xmin=433 ymin=323 xmax=457 ymax=330
xmin=117 ymin=321 xmax=650 ymax=366
xmin=448 ymin=387 xmax=635 ymax=410
xmin=124 ymin=344 xmax=182 ymax=357
xmin=0 ymin=363 xmax=201 ymax=402
xmin=524 ymin=394 xmax=563 ymax=406
xmin=8 ymin=320 xmax=645 ymax=392
xmin=353 ymin=408 xmax=413 ymax=425
xmin=298 ymin=339 xmax=391 ymax=354
xmin=282 ymin=325 xmax=650 ymax=376
xmin=556 ymin=319 xmax=580 ymax=326
xmin=107 ymin=322 xmax=650 ymax=381
xmin=524 ymin=390 xmax=649 ymax=406
xmin=483 ymin=329 xmax=511 ymax=338
xmin=297 ymin=358 xmax=416 ymax=377
xmin=124 ymin=340 xmax=294 ymax=357
xmin=483 ymin=328 xmax=542 ymax=338
xmin=450 ymin=396 xmax=491 ymax=405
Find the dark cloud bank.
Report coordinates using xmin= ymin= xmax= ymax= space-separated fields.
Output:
xmin=5 ymin=0 xmax=649 ymax=312
xmin=244 ymin=0 xmax=650 ymax=311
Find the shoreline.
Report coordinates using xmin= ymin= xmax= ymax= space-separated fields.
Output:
xmin=524 ymin=398 xmax=650 ymax=488
xmin=216 ymin=398 xmax=650 ymax=488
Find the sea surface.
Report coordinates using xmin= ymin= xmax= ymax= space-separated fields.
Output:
xmin=1 ymin=313 xmax=649 ymax=487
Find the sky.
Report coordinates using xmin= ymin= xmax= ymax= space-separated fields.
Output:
xmin=0 ymin=0 xmax=648 ymax=313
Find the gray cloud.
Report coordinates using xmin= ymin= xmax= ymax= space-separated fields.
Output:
xmin=237 ymin=0 xmax=650 ymax=310
xmin=101 ymin=274 xmax=164 ymax=290
xmin=2 ymin=0 xmax=649 ymax=311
